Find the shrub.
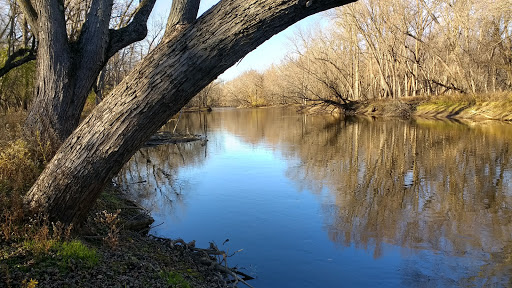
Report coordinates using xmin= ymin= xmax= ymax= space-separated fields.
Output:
xmin=0 ymin=139 xmax=39 ymax=194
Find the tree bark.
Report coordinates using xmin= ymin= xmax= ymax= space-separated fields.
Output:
xmin=22 ymin=0 xmax=156 ymax=149
xmin=164 ymin=0 xmax=201 ymax=38
xmin=25 ymin=0 xmax=355 ymax=225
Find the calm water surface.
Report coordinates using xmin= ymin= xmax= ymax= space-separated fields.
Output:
xmin=117 ymin=107 xmax=512 ymax=287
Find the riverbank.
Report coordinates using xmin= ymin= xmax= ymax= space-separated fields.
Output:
xmin=0 ymin=126 xmax=245 ymax=288
xmin=1 ymin=184 xmax=248 ymax=288
xmin=353 ymin=92 xmax=512 ymax=121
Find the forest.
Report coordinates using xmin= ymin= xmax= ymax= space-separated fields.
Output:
xmin=180 ymin=0 xmax=512 ymax=109
xmin=2 ymin=0 xmax=511 ymax=112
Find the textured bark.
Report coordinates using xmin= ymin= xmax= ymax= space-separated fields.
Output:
xmin=25 ymin=0 xmax=74 ymax=146
xmin=25 ymin=0 xmax=356 ymax=225
xmin=23 ymin=0 xmax=156 ymax=148
xmin=164 ymin=0 xmax=201 ymax=38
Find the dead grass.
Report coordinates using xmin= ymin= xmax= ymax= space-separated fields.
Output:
xmin=415 ymin=92 xmax=512 ymax=121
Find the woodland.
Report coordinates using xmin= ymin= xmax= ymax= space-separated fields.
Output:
xmin=0 ymin=0 xmax=511 ymax=286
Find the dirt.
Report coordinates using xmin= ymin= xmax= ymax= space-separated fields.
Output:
xmin=1 ymin=186 xmax=246 ymax=288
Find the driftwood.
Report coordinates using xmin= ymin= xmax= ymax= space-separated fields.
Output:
xmin=122 ymin=218 xmax=154 ymax=232
xmin=144 ymin=131 xmax=206 ymax=147
xmin=150 ymin=236 xmax=255 ymax=287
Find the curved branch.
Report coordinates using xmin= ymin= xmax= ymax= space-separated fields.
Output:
xmin=107 ymin=0 xmax=157 ymax=59
xmin=27 ymin=0 xmax=356 ymax=225
xmin=0 ymin=48 xmax=36 ymax=78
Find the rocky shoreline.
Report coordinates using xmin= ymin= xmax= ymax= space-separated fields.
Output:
xmin=1 ymin=184 xmax=250 ymax=288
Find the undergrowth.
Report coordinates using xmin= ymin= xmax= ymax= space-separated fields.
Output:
xmin=0 ymin=137 xmax=42 ymax=244
xmin=57 ymin=240 xmax=99 ymax=268
xmin=0 ymin=118 xmax=213 ymax=288
xmin=0 ymin=126 xmax=96 ymax=286
xmin=160 ymin=271 xmax=192 ymax=288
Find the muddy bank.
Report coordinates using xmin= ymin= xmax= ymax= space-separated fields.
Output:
xmin=309 ymin=94 xmax=512 ymax=122
xmin=414 ymin=100 xmax=512 ymax=121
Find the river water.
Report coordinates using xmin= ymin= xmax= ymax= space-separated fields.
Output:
xmin=116 ymin=107 xmax=512 ymax=287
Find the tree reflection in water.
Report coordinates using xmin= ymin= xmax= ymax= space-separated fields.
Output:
xmin=116 ymin=108 xmax=512 ymax=285
xmin=283 ymin=117 xmax=512 ymax=285
xmin=116 ymin=139 xmax=207 ymax=217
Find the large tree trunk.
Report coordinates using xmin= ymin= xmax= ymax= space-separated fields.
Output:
xmin=20 ymin=0 xmax=156 ymax=148
xmin=24 ymin=0 xmax=75 ymax=146
xmin=25 ymin=0 xmax=355 ymax=225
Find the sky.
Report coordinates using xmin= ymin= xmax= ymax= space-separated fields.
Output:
xmin=150 ymin=0 xmax=330 ymax=81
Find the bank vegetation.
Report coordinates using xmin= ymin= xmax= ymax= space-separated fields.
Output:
xmin=0 ymin=0 xmax=511 ymax=285
xmin=199 ymin=0 xmax=512 ymax=119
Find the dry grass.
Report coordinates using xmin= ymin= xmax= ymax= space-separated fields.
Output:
xmin=415 ymin=92 xmax=512 ymax=121
xmin=0 ymin=139 xmax=40 ymax=192
xmin=0 ymin=134 xmax=43 ymax=244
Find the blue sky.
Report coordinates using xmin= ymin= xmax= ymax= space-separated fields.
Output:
xmin=151 ymin=0 xmax=329 ymax=81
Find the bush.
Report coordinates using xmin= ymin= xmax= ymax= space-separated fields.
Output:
xmin=0 ymin=139 xmax=39 ymax=194
xmin=0 ymin=138 xmax=41 ymax=242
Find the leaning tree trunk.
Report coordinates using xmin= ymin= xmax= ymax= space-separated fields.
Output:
xmin=25 ymin=0 xmax=355 ymax=225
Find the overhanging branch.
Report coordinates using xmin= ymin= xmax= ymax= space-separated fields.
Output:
xmin=26 ymin=0 xmax=357 ymax=225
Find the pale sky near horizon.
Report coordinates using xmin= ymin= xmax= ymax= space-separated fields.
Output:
xmin=150 ymin=0 xmax=330 ymax=81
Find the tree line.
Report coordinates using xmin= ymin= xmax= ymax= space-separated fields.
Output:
xmin=210 ymin=0 xmax=512 ymax=108
xmin=3 ymin=0 xmax=510 ymax=112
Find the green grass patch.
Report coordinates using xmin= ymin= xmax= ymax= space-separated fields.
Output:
xmin=159 ymin=271 xmax=192 ymax=288
xmin=57 ymin=240 xmax=99 ymax=268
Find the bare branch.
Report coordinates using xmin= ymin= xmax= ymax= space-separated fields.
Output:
xmin=164 ymin=0 xmax=201 ymax=39
xmin=0 ymin=47 xmax=36 ymax=78
xmin=107 ymin=0 xmax=157 ymax=59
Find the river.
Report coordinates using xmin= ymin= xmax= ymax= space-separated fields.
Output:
xmin=116 ymin=107 xmax=512 ymax=287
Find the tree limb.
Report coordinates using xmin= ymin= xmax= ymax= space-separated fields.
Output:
xmin=73 ymin=0 xmax=115 ymax=100
xmin=431 ymin=79 xmax=467 ymax=94
xmin=15 ymin=0 xmax=38 ymax=35
xmin=107 ymin=0 xmax=157 ymax=59
xmin=164 ymin=0 xmax=201 ymax=39
xmin=0 ymin=48 xmax=36 ymax=78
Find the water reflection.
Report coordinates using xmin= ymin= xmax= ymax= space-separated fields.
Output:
xmin=117 ymin=139 xmax=207 ymax=215
xmin=289 ymin=117 xmax=512 ymax=285
xmin=117 ymin=108 xmax=512 ymax=286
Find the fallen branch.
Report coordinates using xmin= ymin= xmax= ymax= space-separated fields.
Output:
xmin=149 ymin=236 xmax=255 ymax=287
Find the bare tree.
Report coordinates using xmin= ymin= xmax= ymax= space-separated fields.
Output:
xmin=262 ymin=0 xmax=511 ymax=107
xmin=15 ymin=0 xmax=156 ymax=150
xmin=23 ymin=0 xmax=355 ymax=225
